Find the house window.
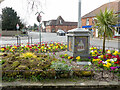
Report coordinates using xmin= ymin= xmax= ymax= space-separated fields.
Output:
xmin=60 ymin=20 xmax=62 ymax=24
xmin=92 ymin=18 xmax=95 ymax=24
xmin=86 ymin=18 xmax=89 ymax=25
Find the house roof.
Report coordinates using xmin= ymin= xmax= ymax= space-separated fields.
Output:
xmin=43 ymin=16 xmax=77 ymax=26
xmin=82 ymin=0 xmax=120 ymax=18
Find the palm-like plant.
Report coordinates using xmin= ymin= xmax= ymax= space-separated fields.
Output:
xmin=94 ymin=8 xmax=118 ymax=54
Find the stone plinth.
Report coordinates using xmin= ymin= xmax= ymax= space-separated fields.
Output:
xmin=67 ymin=28 xmax=90 ymax=59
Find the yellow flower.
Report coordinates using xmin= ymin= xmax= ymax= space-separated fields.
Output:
xmin=76 ymin=56 xmax=80 ymax=60
xmin=61 ymin=47 xmax=63 ymax=50
xmin=94 ymin=47 xmax=97 ymax=49
xmin=53 ymin=46 xmax=56 ymax=49
xmin=103 ymin=63 xmax=111 ymax=68
xmin=68 ymin=56 xmax=71 ymax=59
xmin=1 ymin=48 xmax=5 ymax=51
xmin=25 ymin=45 xmax=27 ymax=48
xmin=10 ymin=49 xmax=13 ymax=52
xmin=115 ymin=51 xmax=118 ymax=53
xmin=41 ymin=46 xmax=44 ymax=49
xmin=113 ymin=51 xmax=118 ymax=55
xmin=14 ymin=46 xmax=17 ymax=49
xmin=94 ymin=50 xmax=97 ymax=53
xmin=92 ymin=59 xmax=96 ymax=62
xmin=92 ymin=52 xmax=95 ymax=55
xmin=64 ymin=54 xmax=68 ymax=56
xmin=50 ymin=44 xmax=53 ymax=47
xmin=106 ymin=59 xmax=110 ymax=62
xmin=90 ymin=47 xmax=93 ymax=50
xmin=22 ymin=52 xmax=37 ymax=58
xmin=100 ymin=55 xmax=104 ymax=58
xmin=92 ymin=59 xmax=101 ymax=62
xmin=48 ymin=47 xmax=51 ymax=50
xmin=65 ymin=45 xmax=67 ymax=48
xmin=97 ymin=59 xmax=101 ymax=62
xmin=111 ymin=61 xmax=114 ymax=63
xmin=56 ymin=46 xmax=58 ymax=49
xmin=105 ymin=64 xmax=110 ymax=68
xmin=107 ymin=63 xmax=111 ymax=66
xmin=21 ymin=49 xmax=23 ymax=51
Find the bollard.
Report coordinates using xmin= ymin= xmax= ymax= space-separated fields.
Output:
xmin=28 ymin=36 xmax=29 ymax=46
xmin=31 ymin=37 xmax=32 ymax=45
xmin=19 ymin=37 xmax=21 ymax=46
xmin=16 ymin=36 xmax=18 ymax=45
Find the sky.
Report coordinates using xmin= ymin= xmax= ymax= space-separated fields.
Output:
xmin=0 ymin=0 xmax=116 ymax=26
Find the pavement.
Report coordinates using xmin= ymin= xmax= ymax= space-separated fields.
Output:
xmin=91 ymin=37 xmax=120 ymax=42
xmin=1 ymin=35 xmax=120 ymax=42
xmin=0 ymin=32 xmax=120 ymax=49
xmin=1 ymin=80 xmax=120 ymax=89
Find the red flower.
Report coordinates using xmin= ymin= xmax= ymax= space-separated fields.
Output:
xmin=116 ymin=55 xmax=119 ymax=59
xmin=114 ymin=61 xmax=119 ymax=64
xmin=108 ymin=54 xmax=112 ymax=57
xmin=112 ymin=56 xmax=116 ymax=58
xmin=103 ymin=55 xmax=106 ymax=59
xmin=26 ymin=45 xmax=29 ymax=47
xmin=70 ymin=56 xmax=74 ymax=59
xmin=29 ymin=46 xmax=32 ymax=48
xmin=107 ymin=56 xmax=111 ymax=59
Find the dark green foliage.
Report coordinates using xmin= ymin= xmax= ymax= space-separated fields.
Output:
xmin=2 ymin=7 xmax=24 ymax=30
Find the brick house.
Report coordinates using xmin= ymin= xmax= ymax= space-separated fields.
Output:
xmin=81 ymin=0 xmax=120 ymax=37
xmin=42 ymin=16 xmax=77 ymax=33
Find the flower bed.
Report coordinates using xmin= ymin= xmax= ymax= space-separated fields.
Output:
xmin=1 ymin=52 xmax=93 ymax=82
xmin=90 ymin=47 xmax=120 ymax=71
xmin=0 ymin=42 xmax=67 ymax=53
xmin=1 ymin=42 xmax=120 ymax=82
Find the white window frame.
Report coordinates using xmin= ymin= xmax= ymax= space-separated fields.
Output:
xmin=86 ymin=18 xmax=89 ymax=25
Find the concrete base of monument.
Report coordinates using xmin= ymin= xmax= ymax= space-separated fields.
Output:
xmin=76 ymin=61 xmax=92 ymax=65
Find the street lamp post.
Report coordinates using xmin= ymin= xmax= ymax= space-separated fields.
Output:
xmin=78 ymin=0 xmax=81 ymax=28
xmin=36 ymin=11 xmax=44 ymax=45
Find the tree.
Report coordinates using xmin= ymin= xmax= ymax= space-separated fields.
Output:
xmin=94 ymin=8 xmax=118 ymax=54
xmin=2 ymin=7 xmax=24 ymax=30
xmin=33 ymin=23 xmax=38 ymax=30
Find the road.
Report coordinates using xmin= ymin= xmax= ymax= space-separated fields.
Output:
xmin=0 ymin=32 xmax=120 ymax=49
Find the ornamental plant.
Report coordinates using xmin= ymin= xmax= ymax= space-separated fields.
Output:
xmin=94 ymin=8 xmax=118 ymax=54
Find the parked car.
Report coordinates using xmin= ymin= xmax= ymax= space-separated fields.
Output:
xmin=57 ymin=30 xmax=65 ymax=36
